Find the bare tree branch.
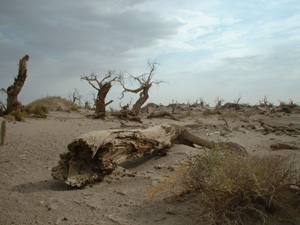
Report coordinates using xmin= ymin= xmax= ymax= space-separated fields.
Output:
xmin=0 ymin=88 xmax=7 ymax=94
xmin=81 ymin=74 xmax=100 ymax=91
xmin=105 ymin=100 xmax=113 ymax=106
xmin=82 ymin=71 xmax=122 ymax=118
xmin=118 ymin=60 xmax=165 ymax=116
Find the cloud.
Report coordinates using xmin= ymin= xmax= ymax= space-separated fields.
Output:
xmin=0 ymin=0 xmax=182 ymax=63
xmin=0 ymin=0 xmax=182 ymax=105
xmin=0 ymin=0 xmax=300 ymax=107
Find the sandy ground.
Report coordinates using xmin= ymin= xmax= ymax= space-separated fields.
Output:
xmin=1 ymin=108 xmax=300 ymax=225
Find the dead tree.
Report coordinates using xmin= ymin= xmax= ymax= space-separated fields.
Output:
xmin=68 ymin=88 xmax=82 ymax=106
xmin=1 ymin=55 xmax=29 ymax=114
xmin=113 ymin=101 xmax=142 ymax=123
xmin=52 ymin=124 xmax=246 ymax=187
xmin=81 ymin=71 xmax=121 ymax=119
xmin=120 ymin=61 xmax=164 ymax=116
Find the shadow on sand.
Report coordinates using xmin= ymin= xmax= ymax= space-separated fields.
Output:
xmin=11 ymin=179 xmax=76 ymax=193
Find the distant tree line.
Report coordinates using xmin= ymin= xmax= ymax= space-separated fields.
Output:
xmin=0 ymin=55 xmax=163 ymax=121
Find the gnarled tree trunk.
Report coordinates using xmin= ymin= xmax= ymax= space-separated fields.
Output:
xmin=132 ymin=86 xmax=150 ymax=115
xmin=52 ymin=124 xmax=246 ymax=187
xmin=5 ymin=55 xmax=29 ymax=114
xmin=119 ymin=60 xmax=164 ymax=116
xmin=95 ymin=82 xmax=112 ymax=118
xmin=81 ymin=71 xmax=120 ymax=119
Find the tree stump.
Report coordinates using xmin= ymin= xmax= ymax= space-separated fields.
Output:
xmin=1 ymin=121 xmax=6 ymax=146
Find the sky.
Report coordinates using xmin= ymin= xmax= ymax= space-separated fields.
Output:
xmin=0 ymin=0 xmax=300 ymax=108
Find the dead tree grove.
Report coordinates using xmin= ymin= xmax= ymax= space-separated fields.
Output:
xmin=1 ymin=55 xmax=29 ymax=114
xmin=120 ymin=61 xmax=164 ymax=116
xmin=81 ymin=71 xmax=121 ymax=118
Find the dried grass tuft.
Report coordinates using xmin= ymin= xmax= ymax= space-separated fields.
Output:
xmin=181 ymin=149 xmax=300 ymax=224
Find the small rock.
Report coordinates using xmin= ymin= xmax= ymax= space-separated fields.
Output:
xmin=154 ymin=165 xmax=162 ymax=170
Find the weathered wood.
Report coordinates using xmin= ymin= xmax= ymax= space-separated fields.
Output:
xmin=270 ymin=143 xmax=300 ymax=151
xmin=81 ymin=71 xmax=120 ymax=119
xmin=51 ymin=124 xmax=245 ymax=187
xmin=181 ymin=130 xmax=246 ymax=153
xmin=119 ymin=61 xmax=164 ymax=116
xmin=5 ymin=55 xmax=29 ymax=114
xmin=147 ymin=111 xmax=179 ymax=121
xmin=1 ymin=121 xmax=6 ymax=146
xmin=257 ymin=120 xmax=300 ymax=135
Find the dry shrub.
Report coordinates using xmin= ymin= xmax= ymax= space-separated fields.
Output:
xmin=182 ymin=149 xmax=300 ymax=224
xmin=56 ymin=105 xmax=63 ymax=111
xmin=25 ymin=104 xmax=49 ymax=118
xmin=26 ymin=96 xmax=79 ymax=112
xmin=8 ymin=109 xmax=25 ymax=122
xmin=70 ymin=103 xmax=78 ymax=111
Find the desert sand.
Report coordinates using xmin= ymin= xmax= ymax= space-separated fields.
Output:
xmin=1 ymin=104 xmax=300 ymax=225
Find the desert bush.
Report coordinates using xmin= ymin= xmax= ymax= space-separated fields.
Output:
xmin=8 ymin=109 xmax=25 ymax=122
xmin=33 ymin=104 xmax=48 ymax=118
xmin=56 ymin=105 xmax=62 ymax=111
xmin=181 ymin=149 xmax=300 ymax=224
xmin=24 ymin=105 xmax=33 ymax=114
xmin=71 ymin=103 xmax=78 ymax=111
xmin=25 ymin=104 xmax=48 ymax=118
xmin=27 ymin=96 xmax=79 ymax=112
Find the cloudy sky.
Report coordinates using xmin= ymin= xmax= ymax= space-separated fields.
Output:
xmin=1 ymin=0 xmax=299 ymax=108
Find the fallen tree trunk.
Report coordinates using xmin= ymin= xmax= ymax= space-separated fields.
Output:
xmin=270 ymin=143 xmax=300 ymax=151
xmin=257 ymin=120 xmax=300 ymax=135
xmin=147 ymin=111 xmax=179 ymax=121
xmin=52 ymin=124 xmax=246 ymax=187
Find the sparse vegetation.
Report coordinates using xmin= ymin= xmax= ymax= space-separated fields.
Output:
xmin=181 ymin=149 xmax=300 ymax=224
xmin=56 ymin=105 xmax=62 ymax=111
xmin=26 ymin=96 xmax=79 ymax=112
xmin=70 ymin=103 xmax=78 ymax=111
xmin=25 ymin=104 xmax=49 ymax=118
xmin=7 ymin=109 xmax=25 ymax=122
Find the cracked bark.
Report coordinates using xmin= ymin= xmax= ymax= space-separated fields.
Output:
xmin=52 ymin=124 xmax=246 ymax=187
